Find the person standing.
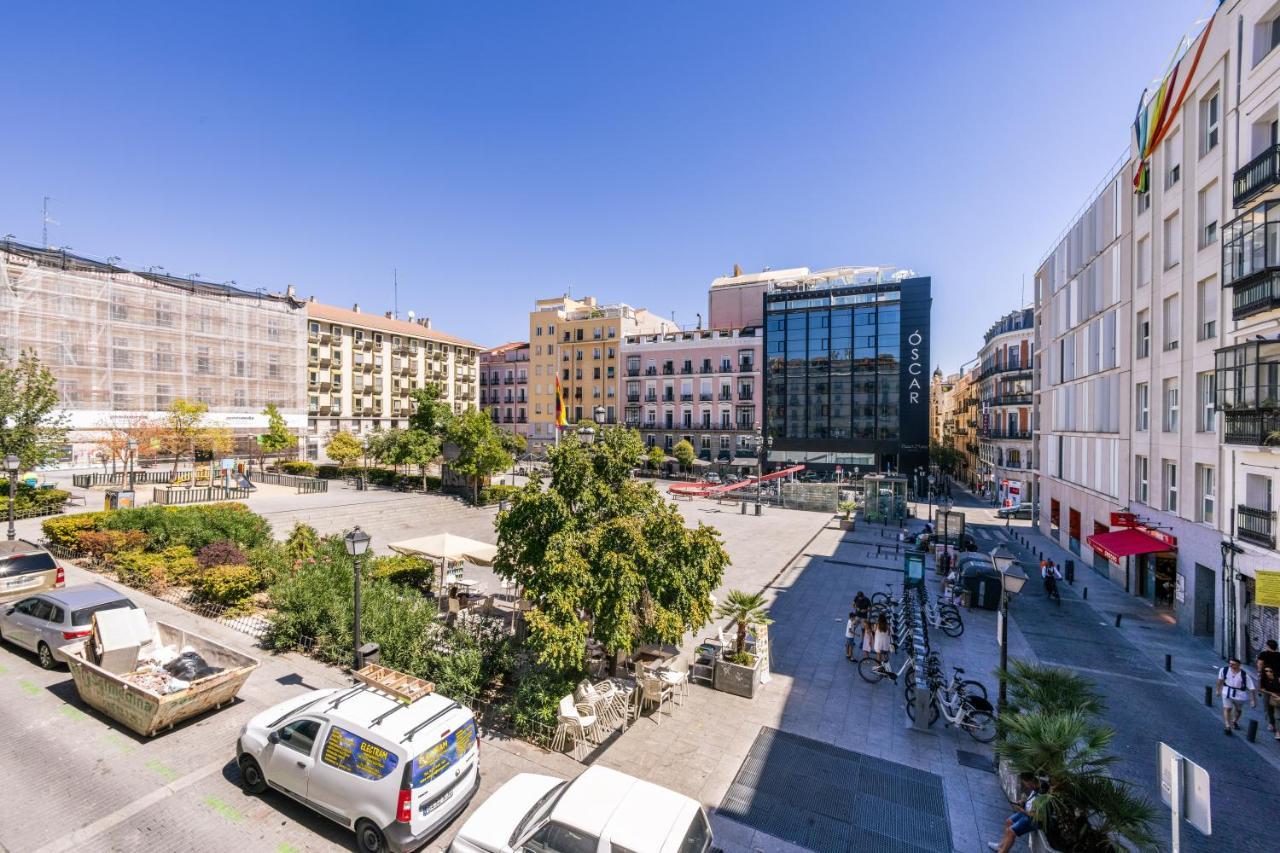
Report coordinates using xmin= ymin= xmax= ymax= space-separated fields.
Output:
xmin=844 ymin=612 xmax=858 ymax=662
xmin=873 ymin=613 xmax=892 ymax=664
xmin=1217 ymin=658 xmax=1258 ymax=735
xmin=860 ymin=616 xmax=875 ymax=661
xmin=852 ymin=591 xmax=871 ymax=622
xmin=1259 ymin=665 xmax=1280 ymax=740
xmin=1258 ymin=639 xmax=1280 ymax=733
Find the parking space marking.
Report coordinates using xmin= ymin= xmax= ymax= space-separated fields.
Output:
xmin=32 ymin=757 xmax=226 ymax=853
xmin=57 ymin=705 xmax=88 ymax=722
xmin=16 ymin=678 xmax=40 ymax=695
xmin=201 ymin=795 xmax=244 ymax=823
xmin=146 ymin=759 xmax=178 ymax=782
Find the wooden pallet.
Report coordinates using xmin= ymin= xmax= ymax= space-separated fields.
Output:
xmin=352 ymin=664 xmax=435 ymax=704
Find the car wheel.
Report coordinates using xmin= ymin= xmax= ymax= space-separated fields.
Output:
xmin=37 ymin=642 xmax=57 ymax=670
xmin=354 ymin=819 xmax=389 ymax=853
xmin=238 ymin=756 xmax=267 ymax=794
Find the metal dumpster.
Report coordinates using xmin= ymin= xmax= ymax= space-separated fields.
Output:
xmin=65 ymin=620 xmax=259 ymax=737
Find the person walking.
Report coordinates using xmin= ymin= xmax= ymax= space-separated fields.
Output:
xmin=1259 ymin=664 xmax=1280 ymax=740
xmin=1217 ymin=657 xmax=1258 ymax=735
xmin=873 ymin=613 xmax=892 ymax=664
xmin=1041 ymin=560 xmax=1062 ymax=605
xmin=844 ymin=612 xmax=858 ymax=662
xmin=1258 ymin=639 xmax=1280 ymax=733
xmin=852 ymin=591 xmax=871 ymax=622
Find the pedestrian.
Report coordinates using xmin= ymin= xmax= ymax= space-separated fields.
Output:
xmin=1041 ymin=560 xmax=1062 ymax=604
xmin=988 ymin=773 xmax=1042 ymax=852
xmin=1259 ymin=665 xmax=1280 ymax=740
xmin=874 ymin=613 xmax=892 ymax=663
xmin=1217 ymin=657 xmax=1258 ymax=735
xmin=860 ymin=617 xmax=875 ymax=661
xmin=852 ymin=591 xmax=871 ymax=622
xmin=1258 ymin=639 xmax=1280 ymax=733
xmin=844 ymin=612 xmax=858 ymax=662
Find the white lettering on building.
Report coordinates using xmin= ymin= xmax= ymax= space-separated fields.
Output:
xmin=907 ymin=330 xmax=923 ymax=404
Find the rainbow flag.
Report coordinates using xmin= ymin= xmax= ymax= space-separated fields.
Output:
xmin=1133 ymin=16 xmax=1215 ymax=193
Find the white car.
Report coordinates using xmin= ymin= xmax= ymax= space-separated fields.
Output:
xmin=450 ymin=765 xmax=712 ymax=853
xmin=237 ymin=676 xmax=480 ymax=853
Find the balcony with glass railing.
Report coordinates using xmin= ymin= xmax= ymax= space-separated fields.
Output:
xmin=1216 ymin=339 xmax=1280 ymax=445
xmin=1222 ymin=200 xmax=1280 ymax=319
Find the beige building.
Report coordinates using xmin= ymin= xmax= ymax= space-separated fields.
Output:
xmin=526 ymin=295 xmax=674 ymax=450
xmin=943 ymin=363 xmax=980 ymax=486
xmin=977 ymin=308 xmax=1035 ymax=509
xmin=0 ymin=240 xmax=307 ymax=466
xmin=929 ymin=367 xmax=954 ymax=447
xmin=480 ymin=342 xmax=531 ymax=442
xmin=304 ymin=302 xmax=480 ymax=460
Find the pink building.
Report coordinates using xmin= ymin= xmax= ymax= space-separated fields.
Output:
xmin=708 ymin=266 xmax=810 ymax=329
xmin=621 ymin=328 xmax=762 ymax=470
xmin=479 ymin=342 xmax=530 ymax=441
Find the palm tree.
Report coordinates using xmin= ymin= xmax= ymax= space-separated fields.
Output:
xmin=1002 ymin=658 xmax=1106 ymax=717
xmin=714 ymin=589 xmax=773 ymax=658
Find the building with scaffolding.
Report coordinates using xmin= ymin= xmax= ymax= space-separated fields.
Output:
xmin=0 ymin=240 xmax=308 ymax=466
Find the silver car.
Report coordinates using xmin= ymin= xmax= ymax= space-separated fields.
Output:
xmin=0 ymin=583 xmax=137 ymax=669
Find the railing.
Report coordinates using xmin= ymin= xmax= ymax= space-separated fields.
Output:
xmin=738 ymin=392 xmax=754 ymax=401
xmin=1234 ymin=142 xmax=1280 ymax=208
xmin=739 ymin=363 xmax=755 ymax=373
xmin=1224 ymin=409 xmax=1280 ymax=445
xmin=981 ymin=363 xmax=1032 ymax=380
xmin=72 ymin=470 xmax=184 ymax=488
xmin=645 ymin=367 xmax=657 ymax=376
xmin=991 ymin=394 xmax=1033 ymax=407
xmin=1231 ymin=269 xmax=1280 ymax=320
xmin=626 ymin=394 xmax=641 ymax=402
xmin=257 ymin=472 xmax=328 ymax=493
xmin=979 ymin=428 xmax=1033 ymax=440
xmin=152 ymin=485 xmax=252 ymax=505
xmin=1237 ymin=504 xmax=1276 ymax=549
xmin=698 ymin=394 xmax=713 ymax=402
xmin=662 ymin=367 xmax=674 ymax=375
xmin=626 ymin=369 xmax=641 ymax=377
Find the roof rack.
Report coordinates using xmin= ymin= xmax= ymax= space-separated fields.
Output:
xmin=352 ymin=664 xmax=435 ymax=705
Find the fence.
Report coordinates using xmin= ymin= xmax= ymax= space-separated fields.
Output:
xmin=255 ymin=471 xmax=328 ymax=493
xmin=152 ymin=485 xmax=252 ymax=505
xmin=72 ymin=470 xmax=183 ymax=488
xmin=151 ymin=587 xmax=271 ymax=637
xmin=4 ymin=503 xmax=67 ymax=520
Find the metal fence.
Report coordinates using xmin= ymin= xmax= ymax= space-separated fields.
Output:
xmin=150 ymin=587 xmax=271 ymax=638
xmin=255 ymin=471 xmax=328 ymax=493
xmin=152 ymin=485 xmax=253 ymax=505
xmin=72 ymin=470 xmax=183 ymax=488
xmin=3 ymin=503 xmax=66 ymax=520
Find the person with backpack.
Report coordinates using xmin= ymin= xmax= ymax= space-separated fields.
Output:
xmin=1217 ymin=657 xmax=1258 ymax=735
xmin=1041 ymin=560 xmax=1062 ymax=604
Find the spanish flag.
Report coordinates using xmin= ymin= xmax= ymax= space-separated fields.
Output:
xmin=554 ymin=375 xmax=569 ymax=428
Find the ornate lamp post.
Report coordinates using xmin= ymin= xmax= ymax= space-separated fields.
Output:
xmin=126 ymin=438 xmax=138 ymax=491
xmin=991 ymin=544 xmax=1027 ymax=716
xmin=5 ymin=454 xmax=20 ymax=542
xmin=344 ymin=526 xmax=372 ymax=670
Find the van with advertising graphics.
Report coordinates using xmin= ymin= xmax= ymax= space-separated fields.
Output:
xmin=236 ymin=665 xmax=479 ymax=853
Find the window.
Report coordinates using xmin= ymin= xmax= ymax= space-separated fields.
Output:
xmin=1162 ymin=379 xmax=1179 ymax=432
xmin=1136 ymin=310 xmax=1151 ymax=358
xmin=1196 ymin=371 xmax=1215 ymax=432
xmin=1137 ymin=190 xmax=1151 ymax=214
xmin=1163 ymin=212 xmax=1180 ymax=269
xmin=1136 ymin=456 xmax=1149 ymax=504
xmin=1136 ymin=383 xmax=1150 ymax=431
xmin=1196 ymin=276 xmax=1218 ymax=340
xmin=1163 ymin=460 xmax=1178 ymax=512
xmin=274 ymin=719 xmax=320 ymax=755
xmin=1200 ymin=89 xmax=1220 ymax=155
xmin=1197 ymin=464 xmax=1216 ymax=524
xmin=1197 ymin=181 xmax=1219 ymax=248
xmin=320 ymin=726 xmax=400 ymax=781
xmin=1162 ymin=294 xmax=1180 ymax=351
xmin=1165 ymin=130 xmax=1181 ymax=189
xmin=525 ymin=822 xmax=598 ymax=853
xmin=1137 ymin=236 xmax=1151 ymax=287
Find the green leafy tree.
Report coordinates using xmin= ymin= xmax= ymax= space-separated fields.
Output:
xmin=325 ymin=430 xmax=364 ymax=469
xmin=408 ymin=384 xmax=453 ymax=438
xmin=363 ymin=428 xmax=401 ymax=472
xmin=446 ymin=410 xmax=514 ymax=503
xmin=161 ymin=399 xmax=209 ymax=474
xmin=0 ymin=349 xmax=70 ymax=470
xmin=646 ymin=445 xmax=665 ymax=474
xmin=714 ymin=590 xmax=773 ymax=659
xmin=494 ymin=425 xmax=729 ymax=673
xmin=259 ymin=403 xmax=297 ymax=472
xmin=672 ymin=439 xmax=695 ymax=473
xmin=396 ymin=429 xmax=442 ymax=491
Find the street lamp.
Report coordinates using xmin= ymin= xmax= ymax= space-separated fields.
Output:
xmin=344 ymin=526 xmax=372 ymax=670
xmin=991 ymin=544 xmax=1027 ymax=716
xmin=577 ymin=424 xmax=596 ymax=444
xmin=126 ymin=439 xmax=138 ymax=491
xmin=593 ymin=405 xmax=607 ymax=426
xmin=5 ymin=454 xmax=20 ymax=542
xmin=753 ymin=423 xmax=772 ymax=516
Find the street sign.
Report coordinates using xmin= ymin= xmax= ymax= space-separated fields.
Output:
xmin=1159 ymin=742 xmax=1211 ymax=851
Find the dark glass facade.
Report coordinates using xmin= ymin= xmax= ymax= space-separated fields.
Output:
xmin=763 ymin=276 xmax=931 ymax=473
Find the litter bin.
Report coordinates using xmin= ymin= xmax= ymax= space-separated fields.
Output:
xmin=959 ymin=555 xmax=1002 ymax=610
xmin=103 ymin=488 xmax=135 ymax=510
xmin=355 ymin=477 xmax=367 ymax=491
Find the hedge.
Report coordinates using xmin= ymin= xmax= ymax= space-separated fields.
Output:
xmin=279 ymin=461 xmax=317 ymax=476
xmin=191 ymin=563 xmax=260 ymax=607
xmin=314 ymin=465 xmax=439 ymax=492
xmin=478 ymin=484 xmax=519 ymax=506
xmin=43 ymin=513 xmax=109 ymax=549
xmin=101 ymin=502 xmax=271 ymax=551
xmin=370 ymin=553 xmax=435 ymax=593
xmin=0 ymin=484 xmax=70 ymax=515
xmin=109 ymin=546 xmax=198 ymax=591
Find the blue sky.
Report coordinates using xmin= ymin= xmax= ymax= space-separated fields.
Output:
xmin=1 ymin=0 xmax=1208 ymax=370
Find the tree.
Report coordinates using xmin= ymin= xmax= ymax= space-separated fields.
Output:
xmin=408 ymin=384 xmax=453 ymax=438
xmin=494 ymin=425 xmax=729 ymax=674
xmin=714 ymin=590 xmax=773 ymax=660
xmin=672 ymin=439 xmax=695 ymax=473
xmin=396 ymin=429 xmax=442 ymax=491
xmin=363 ymin=429 xmax=401 ymax=472
xmin=929 ymin=442 xmax=963 ymax=476
xmin=202 ymin=426 xmax=235 ymax=486
xmin=325 ymin=430 xmax=364 ymax=469
xmin=0 ymin=350 xmax=69 ymax=470
xmin=446 ymin=410 xmax=513 ymax=503
xmin=646 ymin=445 xmax=665 ymax=474
xmin=259 ymin=403 xmax=297 ymax=473
xmin=161 ymin=399 xmax=209 ymax=474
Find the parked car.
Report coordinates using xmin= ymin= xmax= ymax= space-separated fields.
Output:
xmin=237 ymin=674 xmax=479 ymax=853
xmin=996 ymin=503 xmax=1036 ymax=520
xmin=0 ymin=582 xmax=135 ymax=669
xmin=451 ymin=765 xmax=712 ymax=853
xmin=704 ymin=472 xmax=721 ymax=485
xmin=0 ymin=539 xmax=64 ymax=605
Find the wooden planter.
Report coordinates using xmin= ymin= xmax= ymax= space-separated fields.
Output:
xmin=714 ymin=654 xmax=760 ymax=698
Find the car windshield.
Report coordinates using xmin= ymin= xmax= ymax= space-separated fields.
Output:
xmin=0 ymin=552 xmax=57 ymax=577
xmin=71 ymin=598 xmax=135 ymax=626
xmin=511 ymin=781 xmax=569 ymax=846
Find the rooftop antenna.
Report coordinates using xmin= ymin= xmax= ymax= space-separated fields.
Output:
xmin=42 ymin=196 xmax=58 ymax=249
xmin=393 ymin=268 xmax=398 ymax=320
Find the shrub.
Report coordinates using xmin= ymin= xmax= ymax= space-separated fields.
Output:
xmin=477 ymin=484 xmax=518 ymax=506
xmin=0 ymin=484 xmax=70 ymax=515
xmin=43 ymin=512 xmax=107 ymax=549
xmin=196 ymin=539 xmax=248 ymax=570
xmin=506 ymin=667 xmax=579 ymax=733
xmin=316 ymin=465 xmax=343 ymax=479
xmin=246 ymin=542 xmax=292 ymax=588
xmin=280 ymin=461 xmax=317 ymax=476
xmin=192 ymin=564 xmax=260 ymax=607
xmin=370 ymin=554 xmax=434 ymax=593
xmin=107 ymin=544 xmax=193 ymax=591
xmin=285 ymin=522 xmax=321 ymax=563
xmin=101 ymin=503 xmax=271 ymax=551
xmin=75 ymin=530 xmax=147 ymax=565
xmin=365 ymin=468 xmax=399 ymax=487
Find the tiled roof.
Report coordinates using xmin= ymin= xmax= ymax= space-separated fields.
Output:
xmin=307 ymin=301 xmax=482 ymax=349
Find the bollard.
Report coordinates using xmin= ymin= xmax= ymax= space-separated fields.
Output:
xmin=741 ymin=502 xmax=746 ymax=515
xmin=1114 ymin=613 xmax=1122 ymax=628
xmin=1204 ymin=685 xmax=1213 ymax=706
xmin=1247 ymin=719 xmax=1259 ymax=742
xmin=1165 ymin=654 xmax=1172 ymax=672
xmin=1083 ymin=587 xmax=1088 ymax=600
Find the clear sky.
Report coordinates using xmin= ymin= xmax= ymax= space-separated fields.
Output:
xmin=1 ymin=0 xmax=1210 ymax=370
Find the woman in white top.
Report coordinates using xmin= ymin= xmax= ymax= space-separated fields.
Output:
xmin=873 ymin=613 xmax=892 ymax=663
xmin=860 ymin=617 xmax=875 ymax=661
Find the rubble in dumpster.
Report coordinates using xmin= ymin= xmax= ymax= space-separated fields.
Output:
xmin=118 ymin=645 xmax=222 ymax=695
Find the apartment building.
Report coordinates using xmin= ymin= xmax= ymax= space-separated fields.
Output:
xmin=0 ymin=240 xmax=307 ymax=465
xmin=708 ymin=266 xmax=812 ymax=329
xmin=526 ymin=295 xmax=674 ymax=450
xmin=480 ymin=342 xmax=530 ymax=442
xmin=949 ymin=364 xmax=981 ymax=486
xmin=977 ymin=308 xmax=1035 ymax=508
xmin=929 ymin=367 xmax=955 ymax=447
xmin=304 ymin=302 xmax=480 ymax=460
xmin=620 ymin=328 xmax=761 ymax=470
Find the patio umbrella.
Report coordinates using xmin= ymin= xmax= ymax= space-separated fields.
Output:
xmin=389 ymin=533 xmax=499 ymax=597
xmin=692 ymin=459 xmax=712 ymax=467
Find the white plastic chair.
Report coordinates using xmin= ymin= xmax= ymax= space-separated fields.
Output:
xmin=658 ymin=665 xmax=690 ymax=705
xmin=640 ymin=674 xmax=674 ymax=725
xmin=552 ymin=694 xmax=598 ymax=760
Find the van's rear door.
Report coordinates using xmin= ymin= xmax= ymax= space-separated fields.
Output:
xmin=405 ymin=714 xmax=479 ymax=834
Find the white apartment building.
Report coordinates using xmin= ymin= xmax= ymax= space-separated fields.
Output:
xmin=977 ymin=308 xmax=1035 ymax=509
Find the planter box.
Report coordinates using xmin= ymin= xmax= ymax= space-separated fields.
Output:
xmin=839 ymin=518 xmax=856 ymax=530
xmin=714 ymin=655 xmax=760 ymax=699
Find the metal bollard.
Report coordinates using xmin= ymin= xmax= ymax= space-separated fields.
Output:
xmin=1247 ymin=719 xmax=1259 ymax=742
xmin=1204 ymin=685 xmax=1213 ymax=706
xmin=1114 ymin=613 xmax=1122 ymax=628
xmin=1083 ymin=587 xmax=1088 ymax=600
xmin=1165 ymin=654 xmax=1172 ymax=672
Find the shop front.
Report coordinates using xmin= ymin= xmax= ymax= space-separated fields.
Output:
xmin=1086 ymin=512 xmax=1179 ymax=608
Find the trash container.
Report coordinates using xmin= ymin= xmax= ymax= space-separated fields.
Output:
xmin=103 ymin=488 xmax=135 ymax=510
xmin=355 ymin=477 xmax=367 ymax=491
xmin=959 ymin=556 xmax=1002 ymax=610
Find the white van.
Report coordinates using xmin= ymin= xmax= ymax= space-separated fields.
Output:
xmin=237 ymin=667 xmax=479 ymax=853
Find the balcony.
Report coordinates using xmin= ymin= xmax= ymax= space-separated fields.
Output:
xmin=680 ymin=393 xmax=693 ymax=402
xmin=698 ymin=393 xmax=713 ymax=402
xmin=627 ymin=368 xmax=641 ymax=377
xmin=738 ymin=391 xmax=754 ymax=401
xmin=662 ymin=366 xmax=674 ymax=375
xmin=1238 ymin=504 xmax=1276 ymax=549
xmin=645 ymin=394 xmax=658 ymax=402
xmin=662 ymin=395 xmax=675 ymax=403
xmin=980 ymin=363 xmax=1032 ymax=380
xmin=1224 ymin=409 xmax=1280 ymax=445
xmin=645 ymin=367 xmax=658 ymax=376
xmin=719 ymin=392 xmax=733 ymax=402
xmin=739 ymin=362 xmax=755 ymax=373
xmin=991 ymin=394 xmax=1033 ymax=407
xmin=627 ymin=393 xmax=641 ymax=403
xmin=1223 ymin=200 xmax=1280 ymax=319
xmin=1234 ymin=143 xmax=1280 ymax=208
xmin=699 ymin=365 xmax=714 ymax=374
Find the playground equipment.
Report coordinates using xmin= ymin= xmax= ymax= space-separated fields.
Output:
xmin=667 ymin=464 xmax=807 ymax=499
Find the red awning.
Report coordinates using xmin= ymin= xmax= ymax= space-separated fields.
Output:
xmin=1086 ymin=528 xmax=1175 ymax=563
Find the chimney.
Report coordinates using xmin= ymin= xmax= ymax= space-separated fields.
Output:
xmin=308 ymin=294 xmax=315 ymax=302
xmin=733 ymin=263 xmax=742 ymax=277
xmin=352 ymin=303 xmax=360 ymax=313
xmin=285 ymin=284 xmax=296 ymax=299
xmin=384 ymin=311 xmax=394 ymax=319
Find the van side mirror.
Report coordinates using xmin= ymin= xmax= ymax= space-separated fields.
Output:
xmin=4 ymin=607 xmax=13 ymax=616
xmin=267 ymin=732 xmax=280 ymax=745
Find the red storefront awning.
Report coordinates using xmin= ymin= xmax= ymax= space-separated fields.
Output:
xmin=1086 ymin=528 xmax=1175 ymax=563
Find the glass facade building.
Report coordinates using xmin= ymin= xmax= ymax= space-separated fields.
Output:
xmin=763 ymin=275 xmax=931 ymax=473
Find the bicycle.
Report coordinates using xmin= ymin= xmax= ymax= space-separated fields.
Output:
xmin=904 ymin=668 xmax=996 ymax=742
xmin=925 ymin=599 xmax=964 ymax=637
xmin=858 ymin=646 xmax=934 ymax=684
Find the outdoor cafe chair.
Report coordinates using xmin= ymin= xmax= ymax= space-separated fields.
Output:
xmin=639 ymin=673 xmax=675 ymax=725
xmin=553 ymin=694 xmax=598 ymax=760
xmin=575 ymin=680 xmax=618 ymax=730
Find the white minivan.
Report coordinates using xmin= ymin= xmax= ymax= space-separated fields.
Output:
xmin=237 ymin=671 xmax=479 ymax=853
